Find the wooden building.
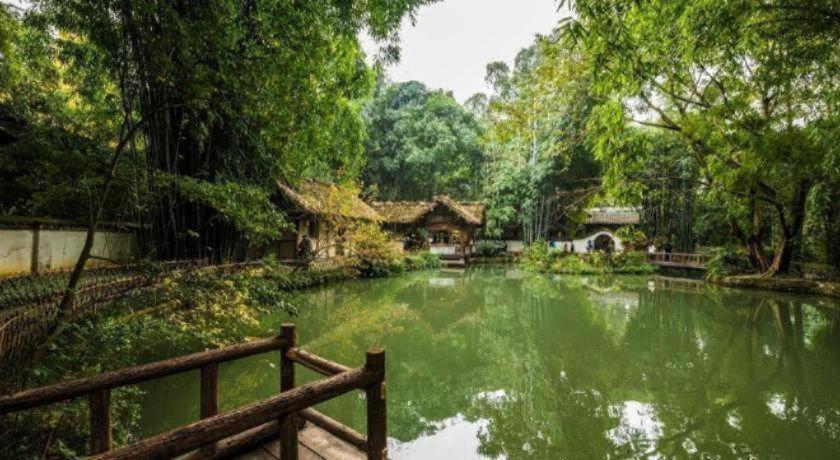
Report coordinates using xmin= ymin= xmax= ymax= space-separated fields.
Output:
xmin=371 ymin=196 xmax=485 ymax=255
xmin=272 ymin=180 xmax=382 ymax=259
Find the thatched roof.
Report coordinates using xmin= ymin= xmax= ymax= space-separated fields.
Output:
xmin=368 ymin=201 xmax=437 ymax=224
xmin=276 ymin=180 xmax=382 ymax=221
xmin=371 ymin=196 xmax=485 ymax=226
xmin=587 ymin=207 xmax=639 ymax=225
xmin=432 ymin=196 xmax=483 ymax=225
xmin=460 ymin=202 xmax=486 ymax=224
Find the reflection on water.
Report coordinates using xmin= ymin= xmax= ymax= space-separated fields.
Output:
xmin=138 ymin=268 xmax=840 ymax=458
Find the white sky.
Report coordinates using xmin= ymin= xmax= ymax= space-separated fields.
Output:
xmin=361 ymin=0 xmax=567 ymax=103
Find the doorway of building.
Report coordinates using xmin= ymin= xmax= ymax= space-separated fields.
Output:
xmin=594 ymin=233 xmax=616 ymax=252
xmin=431 ymin=230 xmax=451 ymax=244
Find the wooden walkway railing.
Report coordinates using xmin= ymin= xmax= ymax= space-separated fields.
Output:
xmin=0 ymin=323 xmax=386 ymax=460
xmin=645 ymin=252 xmax=710 ymax=269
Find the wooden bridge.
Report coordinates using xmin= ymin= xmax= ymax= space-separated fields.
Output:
xmin=0 ymin=324 xmax=385 ymax=460
xmin=645 ymin=252 xmax=710 ymax=270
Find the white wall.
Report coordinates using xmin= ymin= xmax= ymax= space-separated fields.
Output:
xmin=555 ymin=230 xmax=625 ymax=254
xmin=0 ymin=229 xmax=34 ymax=276
xmin=0 ymin=227 xmax=136 ymax=277
xmin=505 ymin=240 xmax=525 ymax=254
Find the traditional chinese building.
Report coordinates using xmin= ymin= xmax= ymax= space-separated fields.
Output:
xmin=371 ymin=197 xmax=485 ymax=255
xmin=272 ymin=180 xmax=382 ymax=259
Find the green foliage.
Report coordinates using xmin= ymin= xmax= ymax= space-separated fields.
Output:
xmin=482 ymin=38 xmax=600 ymax=240
xmin=158 ymin=173 xmax=289 ymax=246
xmin=614 ymin=225 xmax=647 ymax=248
xmin=0 ymin=4 xmax=131 ymax=219
xmin=404 ymin=251 xmax=443 ymax=271
xmin=521 ymin=241 xmax=555 ymax=271
xmin=362 ymin=81 xmax=486 ymax=200
xmin=474 ymin=241 xmax=507 ymax=257
xmin=566 ymin=0 xmax=840 ymax=274
xmin=521 ymin=242 xmax=655 ymax=274
xmin=706 ymin=246 xmax=755 ymax=277
xmin=2 ymin=0 xmax=435 ymax=259
xmin=348 ymin=222 xmax=441 ymax=277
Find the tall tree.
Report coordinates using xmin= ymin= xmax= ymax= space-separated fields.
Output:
xmin=37 ymin=0 xmax=435 ymax=261
xmin=567 ymin=0 xmax=840 ymax=275
xmin=482 ymin=39 xmax=599 ymax=242
xmin=362 ymin=81 xmax=486 ymax=200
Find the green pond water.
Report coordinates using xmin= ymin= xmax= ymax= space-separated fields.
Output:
xmin=138 ymin=267 xmax=840 ymax=458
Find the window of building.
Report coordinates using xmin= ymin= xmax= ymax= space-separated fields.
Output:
xmin=308 ymin=218 xmax=319 ymax=238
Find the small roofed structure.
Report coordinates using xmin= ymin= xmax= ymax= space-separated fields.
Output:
xmin=371 ymin=197 xmax=485 ymax=255
xmin=272 ymin=180 xmax=382 ymax=259
xmin=557 ymin=207 xmax=640 ymax=254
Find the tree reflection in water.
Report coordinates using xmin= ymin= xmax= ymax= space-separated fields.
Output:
xmin=138 ymin=268 xmax=840 ymax=458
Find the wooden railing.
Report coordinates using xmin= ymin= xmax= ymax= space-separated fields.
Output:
xmin=0 ymin=323 xmax=386 ymax=460
xmin=645 ymin=252 xmax=710 ymax=268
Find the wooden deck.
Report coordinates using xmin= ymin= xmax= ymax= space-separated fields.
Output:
xmin=235 ymin=423 xmax=365 ymax=460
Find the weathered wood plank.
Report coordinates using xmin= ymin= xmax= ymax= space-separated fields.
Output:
xmin=233 ymin=424 xmax=362 ymax=460
xmin=298 ymin=424 xmax=365 ymax=460
xmin=299 ymin=408 xmax=367 ymax=452
xmin=182 ymin=421 xmax=280 ymax=460
xmin=287 ymin=348 xmax=353 ymax=377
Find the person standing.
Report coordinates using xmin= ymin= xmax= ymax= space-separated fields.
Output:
xmin=297 ymin=234 xmax=314 ymax=260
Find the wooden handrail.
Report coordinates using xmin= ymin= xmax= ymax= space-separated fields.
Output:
xmin=93 ymin=368 xmax=377 ymax=459
xmin=0 ymin=324 xmax=387 ymax=460
xmin=645 ymin=251 xmax=710 ymax=266
xmin=287 ymin=347 xmax=353 ymax=376
xmin=0 ymin=336 xmax=288 ymax=413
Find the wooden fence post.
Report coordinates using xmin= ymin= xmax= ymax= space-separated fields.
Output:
xmin=89 ymin=389 xmax=111 ymax=454
xmin=365 ymin=348 xmax=386 ymax=460
xmin=200 ymin=363 xmax=219 ymax=418
xmin=200 ymin=363 xmax=219 ymax=454
xmin=280 ymin=323 xmax=298 ymax=460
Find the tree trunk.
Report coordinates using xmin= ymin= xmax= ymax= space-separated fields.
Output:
xmin=748 ymin=200 xmax=771 ymax=272
xmin=764 ymin=180 xmax=811 ymax=276
xmin=824 ymin=185 xmax=840 ymax=272
xmin=730 ymin=197 xmax=770 ymax=272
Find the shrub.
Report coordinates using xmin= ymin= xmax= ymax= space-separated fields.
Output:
xmin=615 ymin=225 xmax=648 ymax=248
xmin=706 ymin=245 xmax=754 ymax=276
xmin=474 ymin=240 xmax=506 ymax=257
xmin=342 ymin=221 xmax=403 ymax=277
xmin=551 ymin=254 xmax=599 ymax=274
xmin=521 ymin=241 xmax=557 ymax=271
xmin=405 ymin=251 xmax=443 ymax=270
xmin=522 ymin=243 xmax=655 ymax=275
